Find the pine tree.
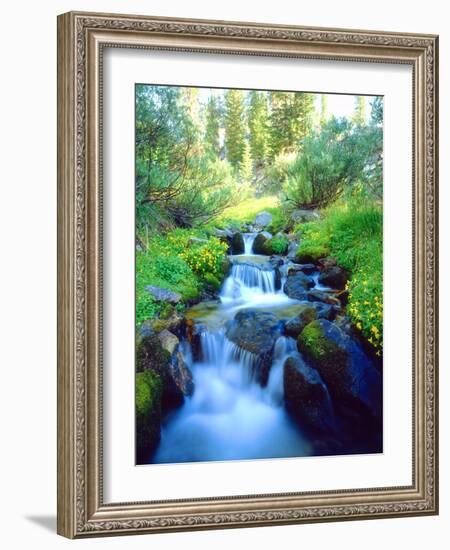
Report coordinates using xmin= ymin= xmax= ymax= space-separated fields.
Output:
xmin=320 ymin=94 xmax=329 ymax=127
xmin=239 ymin=140 xmax=253 ymax=182
xmin=370 ymin=96 xmax=383 ymax=126
xmin=224 ymin=89 xmax=247 ymax=168
xmin=248 ymin=91 xmax=270 ymax=168
xmin=353 ymin=96 xmax=366 ymax=126
xmin=269 ymin=92 xmax=315 ymax=157
xmin=204 ymin=95 xmax=221 ymax=157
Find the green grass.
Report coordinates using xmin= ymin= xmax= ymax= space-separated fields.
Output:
xmin=295 ymin=202 xmax=383 ymax=352
xmin=217 ymin=195 xmax=280 ymax=225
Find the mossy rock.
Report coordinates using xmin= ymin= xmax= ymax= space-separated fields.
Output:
xmin=294 ymin=243 xmax=330 ymax=264
xmin=136 ymin=321 xmax=172 ymax=374
xmin=297 ymin=319 xmax=382 ymax=422
xmin=147 ymin=311 xmax=184 ymax=336
xmin=136 ymin=370 xmax=162 ymax=463
xmin=203 ymin=272 xmax=222 ymax=291
xmin=220 ymin=256 xmax=232 ymax=277
xmin=252 ymin=231 xmax=272 ymax=255
xmin=231 ymin=232 xmax=244 ymax=254
xmin=262 ymin=236 xmax=289 ymax=255
xmin=284 ymin=303 xmax=319 ymax=337
xmin=298 ymin=320 xmax=343 ymax=363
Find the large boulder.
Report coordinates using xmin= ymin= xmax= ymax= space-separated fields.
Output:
xmin=284 ymin=355 xmax=335 ymax=435
xmin=317 ymin=256 xmax=337 ymax=270
xmin=170 ymin=349 xmax=194 ymax=398
xmin=288 ymin=263 xmax=316 ymax=276
xmin=214 ymin=227 xmax=233 ymax=239
xmin=254 ymin=211 xmax=273 ymax=229
xmin=285 ymin=302 xmax=336 ymax=337
xmin=148 ymin=310 xmax=184 ymax=336
xmin=136 ymin=369 xmax=162 ymax=463
xmin=290 ymin=209 xmax=320 ymax=224
xmin=252 ymin=231 xmax=273 ymax=255
xmin=318 ymin=266 xmax=349 ymax=290
xmin=225 ymin=309 xmax=281 ymax=385
xmin=185 ymin=319 xmax=206 ymax=362
xmin=158 ymin=329 xmax=179 ymax=355
xmin=284 ymin=303 xmax=319 ymax=337
xmin=136 ymin=322 xmax=171 ymax=374
xmin=297 ymin=319 xmax=382 ymax=423
xmin=145 ymin=285 xmax=182 ymax=305
xmin=307 ymin=289 xmax=342 ymax=308
xmin=283 ymin=272 xmax=314 ymax=300
xmin=312 ymin=302 xmax=336 ymax=321
xmin=137 ymin=322 xmax=193 ymax=410
xmin=231 ymin=232 xmax=245 ymax=254
xmin=286 ymin=239 xmax=299 ymax=259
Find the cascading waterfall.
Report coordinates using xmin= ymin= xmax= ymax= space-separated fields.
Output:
xmin=242 ymin=233 xmax=256 ymax=255
xmin=266 ymin=336 xmax=298 ymax=406
xmin=200 ymin=329 xmax=258 ymax=386
xmin=152 ymin=233 xmax=310 ymax=464
xmin=220 ymin=263 xmax=276 ymax=301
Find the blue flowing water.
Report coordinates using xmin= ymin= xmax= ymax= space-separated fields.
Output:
xmin=152 ymin=235 xmax=311 ymax=464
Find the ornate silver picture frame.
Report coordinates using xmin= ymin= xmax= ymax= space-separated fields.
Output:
xmin=57 ymin=11 xmax=438 ymax=538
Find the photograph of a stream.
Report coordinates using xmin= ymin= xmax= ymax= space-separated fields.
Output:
xmin=135 ymin=84 xmax=383 ymax=465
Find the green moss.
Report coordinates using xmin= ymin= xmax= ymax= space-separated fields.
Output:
xmin=298 ymin=320 xmax=339 ymax=361
xmin=136 ymin=370 xmax=162 ymax=418
xmin=203 ymin=272 xmax=222 ymax=291
xmin=294 ymin=243 xmax=329 ymax=263
xmin=263 ymin=235 xmax=289 ymax=255
xmin=136 ymin=370 xmax=162 ymax=462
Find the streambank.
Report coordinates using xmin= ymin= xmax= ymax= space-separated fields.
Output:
xmin=136 ymin=225 xmax=382 ymax=464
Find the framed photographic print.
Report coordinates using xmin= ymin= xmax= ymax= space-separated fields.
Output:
xmin=57 ymin=11 xmax=439 ymax=538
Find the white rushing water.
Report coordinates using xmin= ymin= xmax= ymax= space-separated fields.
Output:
xmin=242 ymin=233 xmax=256 ymax=255
xmin=152 ymin=233 xmax=310 ymax=464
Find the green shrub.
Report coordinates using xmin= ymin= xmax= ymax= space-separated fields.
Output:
xmin=261 ymin=152 xmax=296 ymax=193
xmin=202 ymin=272 xmax=222 ymax=291
xmin=135 ymin=290 xmax=158 ymax=328
xmin=266 ymin=208 xmax=289 ymax=234
xmin=264 ymin=235 xmax=289 ymax=255
xmin=294 ymin=221 xmax=330 ymax=261
xmin=180 ymin=237 xmax=228 ymax=280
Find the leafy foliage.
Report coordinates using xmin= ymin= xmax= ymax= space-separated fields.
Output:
xmin=282 ymin=116 xmax=382 ymax=209
xmin=283 ymin=118 xmax=357 ymax=209
xmin=136 ymin=85 xmax=234 ymax=230
xmin=180 ymin=238 xmax=228 ymax=280
xmin=265 ymin=235 xmax=289 ymax=255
